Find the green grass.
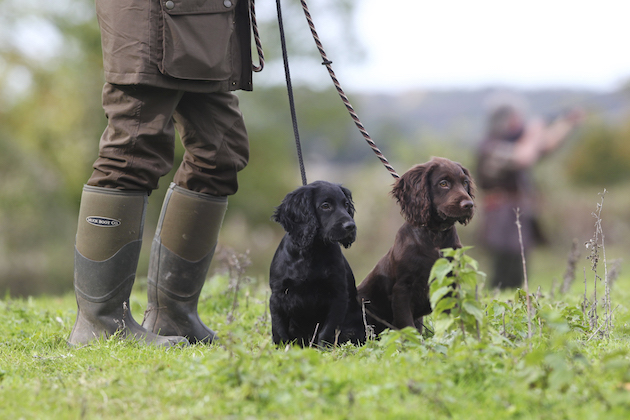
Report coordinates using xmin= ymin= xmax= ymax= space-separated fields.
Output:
xmin=2 ymin=265 xmax=630 ymax=419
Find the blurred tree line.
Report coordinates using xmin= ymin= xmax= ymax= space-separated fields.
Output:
xmin=1 ymin=0 xmax=629 ymax=296
xmin=565 ymin=115 xmax=630 ymax=186
xmin=0 ymin=0 xmax=104 ymax=295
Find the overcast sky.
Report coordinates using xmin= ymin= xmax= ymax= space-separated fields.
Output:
xmin=8 ymin=0 xmax=629 ymax=96
xmin=339 ymin=0 xmax=630 ymax=93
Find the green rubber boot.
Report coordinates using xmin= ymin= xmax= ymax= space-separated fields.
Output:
xmin=142 ymin=183 xmax=227 ymax=344
xmin=68 ymin=186 xmax=188 ymax=347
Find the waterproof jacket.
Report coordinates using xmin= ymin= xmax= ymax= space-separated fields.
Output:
xmin=96 ymin=0 xmax=253 ymax=92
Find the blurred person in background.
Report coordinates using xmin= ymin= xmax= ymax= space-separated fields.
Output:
xmin=68 ymin=0 xmax=256 ymax=347
xmin=476 ymin=95 xmax=583 ymax=289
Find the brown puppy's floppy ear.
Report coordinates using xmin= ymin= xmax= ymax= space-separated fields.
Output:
xmin=458 ymin=163 xmax=476 ymax=225
xmin=272 ymin=185 xmax=319 ymax=248
xmin=459 ymin=164 xmax=476 ymax=200
xmin=391 ymin=162 xmax=434 ymax=227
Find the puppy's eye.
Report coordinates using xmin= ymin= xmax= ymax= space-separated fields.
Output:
xmin=439 ymin=180 xmax=450 ymax=188
xmin=463 ymin=180 xmax=469 ymax=188
xmin=320 ymin=203 xmax=331 ymax=210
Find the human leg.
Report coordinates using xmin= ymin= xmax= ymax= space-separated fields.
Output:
xmin=172 ymin=91 xmax=249 ymax=196
xmin=69 ymin=83 xmax=188 ymax=346
xmin=143 ymin=91 xmax=249 ymax=343
xmin=489 ymin=250 xmax=524 ymax=289
xmin=68 ymin=186 xmax=187 ymax=346
xmin=142 ymin=183 xmax=226 ymax=343
xmin=88 ymin=83 xmax=184 ymax=191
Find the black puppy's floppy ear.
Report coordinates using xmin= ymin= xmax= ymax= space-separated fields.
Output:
xmin=391 ymin=162 xmax=434 ymax=227
xmin=272 ymin=185 xmax=319 ymax=248
xmin=340 ymin=186 xmax=356 ymax=218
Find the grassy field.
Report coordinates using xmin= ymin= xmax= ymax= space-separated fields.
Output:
xmin=1 ymin=243 xmax=630 ymax=420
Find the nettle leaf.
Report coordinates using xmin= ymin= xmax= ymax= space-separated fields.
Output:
xmin=378 ymin=329 xmax=402 ymax=357
xmin=428 ymin=247 xmax=486 ymax=341
xmin=429 ymin=258 xmax=454 ymax=285
xmin=432 ymin=344 xmax=448 ymax=355
xmin=399 ymin=327 xmax=423 ymax=347
xmin=490 ymin=329 xmax=516 ymax=347
xmin=430 ymin=286 xmax=453 ymax=309
xmin=515 ymin=289 xmax=527 ymax=302
xmin=487 ymin=301 xmax=509 ymax=318
xmin=461 ymin=253 xmax=478 ymax=270
xmin=458 ymin=269 xmax=478 ymax=288
xmin=440 ymin=247 xmax=458 ymax=258
xmin=433 ymin=317 xmax=455 ymax=336
xmin=433 ymin=297 xmax=457 ymax=315
xmin=462 ymin=300 xmax=484 ymax=324
xmin=539 ymin=307 xmax=571 ymax=334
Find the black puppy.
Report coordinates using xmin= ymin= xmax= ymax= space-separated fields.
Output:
xmin=269 ymin=181 xmax=366 ymax=347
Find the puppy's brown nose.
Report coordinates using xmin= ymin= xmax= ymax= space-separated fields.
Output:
xmin=461 ymin=200 xmax=474 ymax=210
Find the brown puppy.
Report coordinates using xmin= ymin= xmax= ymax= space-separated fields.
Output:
xmin=357 ymin=157 xmax=475 ymax=335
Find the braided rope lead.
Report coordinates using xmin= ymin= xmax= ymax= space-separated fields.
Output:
xmin=299 ymin=0 xmax=399 ymax=179
xmin=250 ymin=0 xmax=265 ymax=72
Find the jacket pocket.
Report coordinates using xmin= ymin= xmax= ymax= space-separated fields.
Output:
xmin=160 ymin=0 xmax=237 ymax=81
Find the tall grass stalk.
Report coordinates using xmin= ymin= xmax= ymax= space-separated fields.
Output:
xmin=515 ymin=208 xmax=533 ymax=346
xmin=584 ymin=189 xmax=614 ymax=339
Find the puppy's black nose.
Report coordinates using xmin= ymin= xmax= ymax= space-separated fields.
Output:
xmin=461 ymin=200 xmax=474 ymax=210
xmin=342 ymin=221 xmax=356 ymax=232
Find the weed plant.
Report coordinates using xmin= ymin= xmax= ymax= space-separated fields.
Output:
xmin=1 ymin=195 xmax=630 ymax=419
